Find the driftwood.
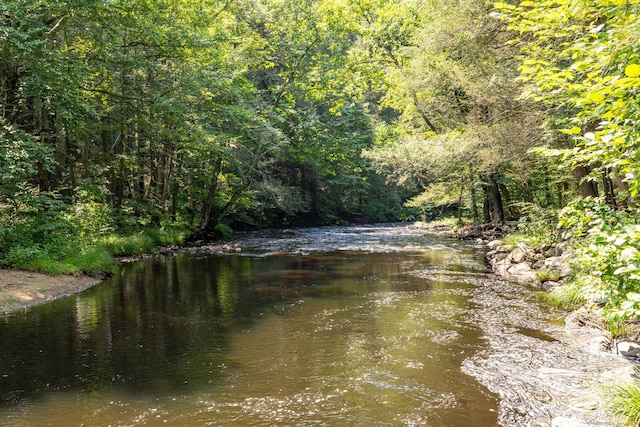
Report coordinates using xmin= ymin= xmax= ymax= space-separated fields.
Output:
xmin=455 ymin=222 xmax=508 ymax=241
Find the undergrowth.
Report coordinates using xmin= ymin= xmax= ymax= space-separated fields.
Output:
xmin=607 ymin=374 xmax=640 ymax=426
xmin=0 ymin=198 xmax=190 ymax=276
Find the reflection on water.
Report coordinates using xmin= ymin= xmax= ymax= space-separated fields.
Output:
xmin=0 ymin=225 xmax=498 ymax=426
xmin=0 ymin=224 xmax=620 ymax=426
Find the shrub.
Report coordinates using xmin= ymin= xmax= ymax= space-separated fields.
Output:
xmin=1 ymin=245 xmax=43 ymax=269
xmin=560 ymin=198 xmax=640 ymax=323
xmin=98 ymin=234 xmax=155 ymax=256
xmin=67 ymin=200 xmax=113 ymax=242
xmin=511 ymin=202 xmax=559 ymax=250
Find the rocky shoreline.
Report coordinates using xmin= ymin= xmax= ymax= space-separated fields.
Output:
xmin=475 ymin=233 xmax=640 ymax=426
xmin=485 ymin=239 xmax=572 ymax=290
xmin=481 ymin=233 xmax=640 ymax=367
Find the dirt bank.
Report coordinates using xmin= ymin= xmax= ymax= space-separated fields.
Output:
xmin=0 ymin=269 xmax=102 ymax=315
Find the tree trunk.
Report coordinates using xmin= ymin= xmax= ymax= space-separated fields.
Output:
xmin=602 ymin=171 xmax=617 ymax=208
xmin=200 ymin=156 xmax=223 ymax=231
xmin=470 ymin=173 xmax=479 ymax=224
xmin=487 ymin=174 xmax=505 ymax=224
xmin=612 ymin=173 xmax=632 ymax=208
xmin=574 ymin=165 xmax=598 ymax=198
xmin=482 ymin=184 xmax=491 ymax=223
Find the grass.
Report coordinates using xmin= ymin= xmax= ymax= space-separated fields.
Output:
xmin=607 ymin=374 xmax=640 ymax=426
xmin=97 ymin=234 xmax=155 ymax=257
xmin=543 ymin=280 xmax=585 ymax=311
xmin=0 ymin=225 xmax=190 ymax=277
xmin=536 ymin=268 xmax=561 ymax=283
xmin=143 ymin=226 xmax=189 ymax=246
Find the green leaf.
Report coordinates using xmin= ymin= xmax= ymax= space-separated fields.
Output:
xmin=494 ymin=2 xmax=517 ymax=10
xmin=560 ymin=126 xmax=582 ymax=135
xmin=587 ymin=92 xmax=605 ymax=103
xmin=625 ymin=64 xmax=640 ymax=78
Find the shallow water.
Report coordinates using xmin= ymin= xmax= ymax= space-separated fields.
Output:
xmin=0 ymin=224 xmax=627 ymax=426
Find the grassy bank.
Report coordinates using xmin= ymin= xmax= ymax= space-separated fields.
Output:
xmin=0 ymin=222 xmax=189 ymax=276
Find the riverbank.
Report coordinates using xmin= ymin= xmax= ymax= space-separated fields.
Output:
xmin=0 ymin=268 xmax=103 ymax=315
xmin=0 ymin=222 xmax=637 ymax=425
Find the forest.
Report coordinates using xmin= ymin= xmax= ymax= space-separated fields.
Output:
xmin=2 ymin=0 xmax=640 ymax=334
xmin=3 ymin=0 xmax=640 ymax=421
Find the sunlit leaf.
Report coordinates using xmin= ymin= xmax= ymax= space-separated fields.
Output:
xmin=625 ymin=64 xmax=640 ymax=78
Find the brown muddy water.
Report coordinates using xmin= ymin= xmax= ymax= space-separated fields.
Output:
xmin=0 ymin=224 xmax=629 ymax=426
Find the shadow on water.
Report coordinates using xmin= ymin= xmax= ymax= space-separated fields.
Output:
xmin=0 ymin=224 xmax=627 ymax=426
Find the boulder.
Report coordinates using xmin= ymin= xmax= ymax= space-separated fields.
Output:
xmin=492 ymin=258 xmax=512 ymax=276
xmin=492 ymin=252 xmax=509 ymax=262
xmin=556 ymin=242 xmax=571 ymax=257
xmin=541 ymin=280 xmax=561 ymax=291
xmin=508 ymin=246 xmax=527 ymax=263
xmin=495 ymin=244 xmax=514 ymax=253
xmin=487 ymin=239 xmax=504 ymax=250
xmin=487 ymin=249 xmax=508 ymax=263
xmin=507 ymin=262 xmax=538 ymax=282
xmin=545 ymin=247 xmax=560 ymax=257
xmin=617 ymin=341 xmax=640 ymax=358
xmin=544 ymin=256 xmax=572 ymax=278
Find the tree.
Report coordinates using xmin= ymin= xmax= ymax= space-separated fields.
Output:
xmin=360 ymin=0 xmax=550 ymax=223
xmin=496 ymin=0 xmax=640 ymax=206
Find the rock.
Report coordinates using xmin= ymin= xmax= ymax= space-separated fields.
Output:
xmin=551 ymin=417 xmax=591 ymax=427
xmin=487 ymin=249 xmax=508 ymax=263
xmin=507 ymin=262 xmax=538 ymax=282
xmin=544 ymin=256 xmax=572 ymax=278
xmin=508 ymin=261 xmax=533 ymax=272
xmin=556 ymin=242 xmax=571 ymax=256
xmin=586 ymin=335 xmax=611 ymax=353
xmin=493 ymin=258 xmax=512 ymax=276
xmin=533 ymin=259 xmax=545 ymax=270
xmin=545 ymin=247 xmax=559 ymax=257
xmin=492 ymin=252 xmax=509 ymax=262
xmin=541 ymin=280 xmax=560 ymax=291
xmin=487 ymin=239 xmax=504 ymax=250
xmin=617 ymin=341 xmax=640 ymax=357
xmin=509 ymin=246 xmax=527 ymax=263
xmin=495 ymin=244 xmax=514 ymax=253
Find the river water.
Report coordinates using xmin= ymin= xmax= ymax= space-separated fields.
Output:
xmin=0 ymin=224 xmax=629 ymax=426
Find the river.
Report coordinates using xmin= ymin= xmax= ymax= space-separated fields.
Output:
xmin=0 ymin=224 xmax=629 ymax=426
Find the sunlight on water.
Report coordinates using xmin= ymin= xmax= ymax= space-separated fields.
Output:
xmin=1 ymin=224 xmax=622 ymax=426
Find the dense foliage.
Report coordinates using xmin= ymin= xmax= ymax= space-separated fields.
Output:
xmin=1 ymin=0 xmax=418 ymax=273
xmin=493 ymin=0 xmax=640 ymax=325
xmin=4 ymin=0 xmax=640 ymax=421
xmin=2 ymin=0 xmax=640 ymax=334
